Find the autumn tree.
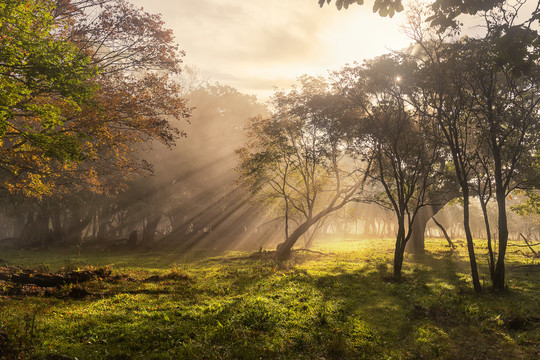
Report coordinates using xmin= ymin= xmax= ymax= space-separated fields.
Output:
xmin=0 ymin=0 xmax=97 ymax=196
xmin=3 ymin=0 xmax=191 ymax=247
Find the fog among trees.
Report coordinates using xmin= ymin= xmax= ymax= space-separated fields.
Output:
xmin=0 ymin=1 xmax=539 ymax=358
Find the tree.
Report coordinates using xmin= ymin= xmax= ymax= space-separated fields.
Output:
xmin=55 ymin=0 xmax=190 ymax=193
xmin=0 ymin=0 xmax=97 ymax=196
xmin=406 ymin=37 xmax=484 ymax=292
xmin=460 ymin=36 xmax=540 ymax=290
xmin=335 ymin=55 xmax=442 ymax=279
xmin=405 ymin=3 xmax=539 ymax=290
xmin=4 ymin=0 xmax=191 ymax=247
xmin=428 ymin=0 xmax=539 ymax=30
xmin=237 ymin=76 xmax=370 ymax=259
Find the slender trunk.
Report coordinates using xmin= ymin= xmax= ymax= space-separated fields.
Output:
xmin=393 ymin=245 xmax=404 ymax=280
xmin=393 ymin=219 xmax=406 ymax=280
xmin=479 ymin=197 xmax=495 ymax=281
xmin=284 ymin=198 xmax=289 ymax=241
xmin=276 ymin=217 xmax=317 ymax=259
xmin=463 ymin=188 xmax=482 ymax=292
xmin=432 ymin=217 xmax=454 ymax=249
xmin=304 ymin=219 xmax=324 ymax=249
xmin=493 ymin=187 xmax=508 ymax=290
xmin=520 ymin=234 xmax=538 ymax=256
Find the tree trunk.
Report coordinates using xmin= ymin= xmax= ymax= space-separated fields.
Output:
xmin=393 ymin=244 xmax=404 ymax=280
xmin=143 ymin=215 xmax=162 ymax=244
xmin=432 ymin=217 xmax=454 ymax=248
xmin=463 ymin=188 xmax=482 ymax=293
xmin=407 ymin=205 xmax=443 ymax=254
xmin=276 ymin=218 xmax=317 ymax=260
xmin=479 ymin=197 xmax=495 ymax=281
xmin=65 ymin=206 xmax=94 ymax=244
xmin=406 ymin=183 xmax=460 ymax=254
xmin=492 ymin=187 xmax=508 ymax=290
xmin=393 ymin=220 xmax=406 ymax=280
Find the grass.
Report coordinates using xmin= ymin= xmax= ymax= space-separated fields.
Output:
xmin=0 ymin=237 xmax=539 ymax=359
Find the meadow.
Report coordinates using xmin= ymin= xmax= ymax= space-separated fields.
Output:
xmin=0 ymin=237 xmax=539 ymax=360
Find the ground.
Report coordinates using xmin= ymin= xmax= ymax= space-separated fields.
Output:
xmin=0 ymin=237 xmax=539 ymax=359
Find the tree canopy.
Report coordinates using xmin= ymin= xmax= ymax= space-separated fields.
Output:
xmin=0 ymin=0 xmax=190 ymax=197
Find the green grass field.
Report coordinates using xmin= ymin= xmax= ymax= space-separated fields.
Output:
xmin=0 ymin=237 xmax=539 ymax=359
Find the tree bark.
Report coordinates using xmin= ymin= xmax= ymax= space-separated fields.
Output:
xmin=143 ymin=215 xmax=162 ymax=244
xmin=276 ymin=218 xmax=318 ymax=260
xmin=393 ymin=218 xmax=406 ymax=280
xmin=492 ymin=187 xmax=508 ymax=290
xmin=407 ymin=205 xmax=443 ymax=253
xmin=462 ymin=188 xmax=483 ymax=292
xmin=432 ymin=217 xmax=454 ymax=249
xmin=406 ymin=184 xmax=460 ymax=254
xmin=479 ymin=197 xmax=495 ymax=281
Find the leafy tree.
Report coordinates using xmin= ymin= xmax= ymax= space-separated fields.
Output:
xmin=405 ymin=3 xmax=539 ymax=290
xmin=3 ymin=0 xmax=191 ymax=246
xmin=335 ymin=56 xmax=442 ymax=279
xmin=54 ymin=0 xmax=190 ymax=194
xmin=237 ymin=76 xmax=370 ymax=259
xmin=0 ymin=0 xmax=97 ymax=196
xmin=460 ymin=37 xmax=540 ymax=290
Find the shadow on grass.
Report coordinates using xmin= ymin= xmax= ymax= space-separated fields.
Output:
xmin=1 ymin=246 xmax=539 ymax=360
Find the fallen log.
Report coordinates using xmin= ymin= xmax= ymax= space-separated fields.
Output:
xmin=3 ymin=268 xmax=111 ymax=287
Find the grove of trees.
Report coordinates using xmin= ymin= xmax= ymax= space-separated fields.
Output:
xmin=0 ymin=0 xmax=538 ymax=295
xmin=238 ymin=0 xmax=540 ymax=290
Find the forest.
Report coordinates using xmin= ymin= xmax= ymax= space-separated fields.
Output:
xmin=0 ymin=0 xmax=539 ymax=359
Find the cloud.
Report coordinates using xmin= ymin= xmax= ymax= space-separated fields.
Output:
xmin=130 ymin=0 xmax=410 ymax=99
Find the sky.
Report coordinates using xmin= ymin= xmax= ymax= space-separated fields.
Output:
xmin=129 ymin=0 xmax=412 ymax=100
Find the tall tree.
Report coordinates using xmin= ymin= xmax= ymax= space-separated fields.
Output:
xmin=461 ymin=36 xmax=540 ymax=290
xmin=237 ymin=76 xmax=370 ymax=259
xmin=0 ymin=0 xmax=97 ymax=196
xmin=335 ymin=56 xmax=442 ymax=279
xmin=4 ymin=0 xmax=191 ymax=246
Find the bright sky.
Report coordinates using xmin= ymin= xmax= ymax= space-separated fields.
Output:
xmin=129 ymin=0 xmax=413 ymax=99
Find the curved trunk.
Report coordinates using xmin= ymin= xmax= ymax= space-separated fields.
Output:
xmin=432 ymin=217 xmax=454 ymax=249
xmin=276 ymin=217 xmax=318 ymax=260
xmin=406 ymin=184 xmax=460 ymax=254
xmin=406 ymin=205 xmax=443 ymax=254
